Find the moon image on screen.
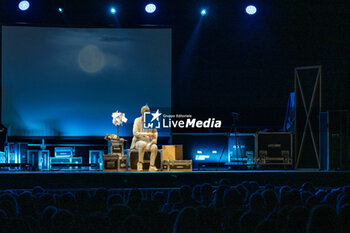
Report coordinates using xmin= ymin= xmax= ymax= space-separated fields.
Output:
xmin=78 ymin=45 xmax=105 ymax=73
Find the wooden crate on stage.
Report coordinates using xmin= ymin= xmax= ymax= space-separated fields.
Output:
xmin=162 ymin=145 xmax=183 ymax=161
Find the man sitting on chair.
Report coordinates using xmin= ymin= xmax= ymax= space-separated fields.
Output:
xmin=130 ymin=105 xmax=158 ymax=171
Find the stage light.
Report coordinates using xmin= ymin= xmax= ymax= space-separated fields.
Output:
xmin=201 ymin=9 xmax=207 ymax=16
xmin=245 ymin=5 xmax=257 ymax=15
xmin=18 ymin=1 xmax=30 ymax=11
xmin=110 ymin=7 xmax=117 ymax=14
xmin=58 ymin=8 xmax=64 ymax=13
xmin=145 ymin=3 xmax=156 ymax=13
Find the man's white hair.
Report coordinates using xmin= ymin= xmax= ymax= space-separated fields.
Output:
xmin=141 ymin=105 xmax=150 ymax=114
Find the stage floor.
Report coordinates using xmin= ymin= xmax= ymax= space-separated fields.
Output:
xmin=0 ymin=170 xmax=349 ymax=189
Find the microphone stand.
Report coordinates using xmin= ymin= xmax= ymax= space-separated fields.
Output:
xmin=217 ymin=112 xmax=243 ymax=170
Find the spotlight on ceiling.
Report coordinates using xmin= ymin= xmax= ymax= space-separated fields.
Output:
xmin=18 ymin=1 xmax=30 ymax=11
xmin=110 ymin=7 xmax=117 ymax=14
xmin=200 ymin=9 xmax=207 ymax=16
xmin=58 ymin=8 xmax=64 ymax=13
xmin=245 ymin=5 xmax=257 ymax=15
xmin=145 ymin=3 xmax=156 ymax=13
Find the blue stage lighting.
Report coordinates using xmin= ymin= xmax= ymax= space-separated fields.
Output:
xmin=145 ymin=3 xmax=156 ymax=13
xmin=201 ymin=9 xmax=207 ymax=16
xmin=18 ymin=1 xmax=30 ymax=11
xmin=58 ymin=8 xmax=64 ymax=13
xmin=110 ymin=7 xmax=117 ymax=14
xmin=245 ymin=5 xmax=257 ymax=15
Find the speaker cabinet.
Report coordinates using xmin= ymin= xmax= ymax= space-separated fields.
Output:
xmin=320 ymin=111 xmax=349 ymax=170
xmin=256 ymin=132 xmax=293 ymax=165
xmin=128 ymin=150 xmax=161 ymax=171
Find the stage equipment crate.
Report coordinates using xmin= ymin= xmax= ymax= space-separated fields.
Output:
xmin=162 ymin=160 xmax=192 ymax=171
xmin=162 ymin=145 xmax=183 ymax=160
xmin=128 ymin=149 xmax=162 ymax=171
xmin=228 ymin=133 xmax=256 ymax=165
xmin=0 ymin=151 xmax=5 ymax=164
xmin=108 ymin=138 xmax=125 ymax=156
xmin=256 ymin=132 xmax=293 ymax=165
xmin=50 ymin=157 xmax=82 ymax=165
xmin=27 ymin=150 xmax=50 ymax=171
xmin=103 ymin=155 xmax=127 ymax=171
xmin=50 ymin=156 xmax=83 ymax=170
xmin=54 ymin=147 xmax=74 ymax=157
xmin=89 ymin=150 xmax=104 ymax=170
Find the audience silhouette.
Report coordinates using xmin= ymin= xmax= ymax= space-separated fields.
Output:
xmin=0 ymin=180 xmax=348 ymax=233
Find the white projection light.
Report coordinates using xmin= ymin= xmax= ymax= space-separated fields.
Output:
xmin=245 ymin=5 xmax=257 ymax=15
xmin=110 ymin=7 xmax=117 ymax=14
xmin=18 ymin=1 xmax=30 ymax=11
xmin=145 ymin=3 xmax=156 ymax=13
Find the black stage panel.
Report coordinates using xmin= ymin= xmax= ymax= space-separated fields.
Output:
xmin=0 ymin=171 xmax=349 ymax=189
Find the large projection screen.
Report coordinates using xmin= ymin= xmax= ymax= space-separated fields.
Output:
xmin=1 ymin=26 xmax=171 ymax=137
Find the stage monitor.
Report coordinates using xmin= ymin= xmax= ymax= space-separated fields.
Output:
xmin=172 ymin=133 xmax=228 ymax=165
xmin=1 ymin=26 xmax=172 ymax=137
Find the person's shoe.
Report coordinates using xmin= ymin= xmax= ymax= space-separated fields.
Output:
xmin=137 ymin=162 xmax=143 ymax=171
xmin=149 ymin=165 xmax=158 ymax=171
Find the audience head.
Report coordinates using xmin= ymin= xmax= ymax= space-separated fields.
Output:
xmin=192 ymin=184 xmax=201 ymax=202
xmin=224 ymin=187 xmax=243 ymax=209
xmin=249 ymin=181 xmax=259 ymax=193
xmin=121 ymin=215 xmax=144 ymax=233
xmin=239 ymin=210 xmax=264 ymax=233
xmin=219 ymin=178 xmax=230 ymax=186
xmin=255 ymin=219 xmax=276 ymax=233
xmin=108 ymin=204 xmax=131 ymax=231
xmin=262 ymin=189 xmax=278 ymax=212
xmin=306 ymin=196 xmax=321 ymax=210
xmin=323 ymin=192 xmax=337 ymax=206
xmin=306 ymin=204 xmax=338 ymax=233
xmin=197 ymin=206 xmax=223 ymax=233
xmin=51 ymin=209 xmax=77 ymax=233
xmin=173 ymin=207 xmax=198 ymax=233
xmin=57 ymin=192 xmax=77 ymax=213
xmin=338 ymin=203 xmax=350 ymax=233
xmin=168 ymin=189 xmax=180 ymax=204
xmin=179 ymin=185 xmax=192 ymax=202
xmin=200 ymin=183 xmax=213 ymax=204
xmin=153 ymin=191 xmax=166 ymax=209
xmin=17 ymin=191 xmax=35 ymax=216
xmin=84 ymin=212 xmax=109 ymax=233
xmin=249 ymin=192 xmax=265 ymax=212
xmin=107 ymin=194 xmax=123 ymax=210
xmin=127 ymin=189 xmax=143 ymax=209
xmin=236 ymin=184 xmax=249 ymax=202
xmin=287 ymin=206 xmax=308 ymax=233
xmin=301 ymin=182 xmax=315 ymax=194
xmin=212 ymin=184 xmax=228 ymax=208
xmin=32 ymin=186 xmax=44 ymax=195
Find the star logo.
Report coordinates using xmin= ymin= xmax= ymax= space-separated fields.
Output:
xmin=143 ymin=109 xmax=162 ymax=129
xmin=150 ymin=109 xmax=162 ymax=122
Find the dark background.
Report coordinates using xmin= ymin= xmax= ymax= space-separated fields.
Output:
xmin=1 ymin=0 xmax=349 ymax=132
